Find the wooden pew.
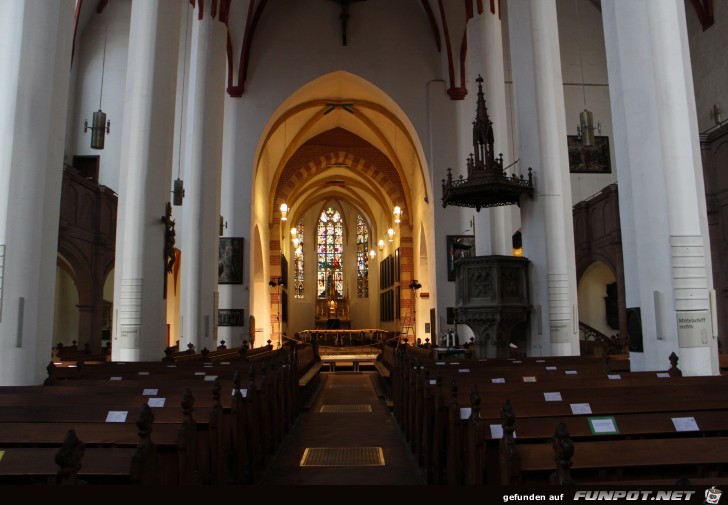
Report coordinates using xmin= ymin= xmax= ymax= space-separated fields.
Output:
xmin=1 ymin=342 xmax=315 ymax=486
xmin=0 ymin=404 xmax=175 ymax=485
xmin=508 ymin=420 xmax=728 ymax=485
xmin=1 ymin=344 xmax=309 ymax=485
xmin=393 ymin=345 xmax=728 ymax=485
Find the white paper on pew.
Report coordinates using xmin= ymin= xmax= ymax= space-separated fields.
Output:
xmin=565 ymin=370 xmax=577 ymax=375
xmin=460 ymin=407 xmax=472 ymax=420
xmin=106 ymin=411 xmax=128 ymax=423
xmin=536 ymin=359 xmax=545 ymax=363
xmin=194 ymin=372 xmax=205 ymax=376
xmin=656 ymin=372 xmax=671 ymax=378
xmin=221 ymin=362 xmax=230 ymax=365
xmin=148 ymin=398 xmax=166 ymax=408
xmin=53 ymin=362 xmax=62 ymax=365
xmin=142 ymin=388 xmax=158 ymax=396
xmin=544 ymin=392 xmax=562 ymax=401
xmin=492 ymin=378 xmax=506 ymax=384
xmin=138 ymin=372 xmax=149 ymax=376
xmin=523 ymin=376 xmax=537 ymax=383
xmin=608 ymin=374 xmax=621 ymax=380
xmin=672 ymin=417 xmax=699 ymax=432
xmin=591 ymin=418 xmax=617 ymax=433
xmin=429 ymin=379 xmax=437 ymax=385
xmin=68 ymin=365 xmax=77 ymax=368
xmin=570 ymin=403 xmax=592 ymax=415
xmin=489 ymin=424 xmax=516 ymax=439
xmin=449 ymin=362 xmax=460 ymax=365
xmin=167 ymin=365 xmax=176 ymax=368
xmin=204 ymin=375 xmax=218 ymax=381
xmin=546 ymin=366 xmax=557 ymax=371
xmin=110 ymin=377 xmax=122 ymax=381
xmin=459 ymin=369 xmax=470 ymax=373
xmin=435 ymin=362 xmax=446 ymax=365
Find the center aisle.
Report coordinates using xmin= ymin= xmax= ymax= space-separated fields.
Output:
xmin=260 ymin=371 xmax=426 ymax=486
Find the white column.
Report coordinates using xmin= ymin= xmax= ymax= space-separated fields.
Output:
xmin=0 ymin=1 xmax=74 ymax=385
xmin=112 ymin=1 xmax=181 ymax=361
xmin=481 ymin=9 xmax=514 ymax=257
xmin=508 ymin=0 xmax=579 ymax=356
xmin=180 ymin=2 xmax=227 ymax=352
xmin=603 ymin=0 xmax=717 ymax=375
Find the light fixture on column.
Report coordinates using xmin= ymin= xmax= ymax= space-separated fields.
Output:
xmin=378 ymin=239 xmax=385 ymax=251
xmin=408 ymin=279 xmax=423 ymax=341
xmin=393 ymin=205 xmax=401 ymax=224
xmin=280 ymin=202 xmax=288 ymax=221
xmin=387 ymin=228 xmax=395 ymax=242
xmin=574 ymin=3 xmax=601 ymax=149
xmin=711 ymin=103 xmax=723 ymax=125
xmin=172 ymin=5 xmax=189 ymax=206
xmin=369 ymin=249 xmax=376 ymax=259
xmin=84 ymin=24 xmax=111 ymax=150
xmin=576 ymin=109 xmax=601 ymax=148
xmin=172 ymin=178 xmax=185 ymax=206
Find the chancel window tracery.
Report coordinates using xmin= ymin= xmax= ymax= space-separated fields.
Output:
xmin=356 ymin=215 xmax=369 ymax=298
xmin=293 ymin=219 xmax=304 ymax=298
xmin=317 ymin=208 xmax=343 ymax=299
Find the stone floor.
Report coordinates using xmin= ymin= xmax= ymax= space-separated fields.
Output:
xmin=260 ymin=371 xmax=426 ymax=486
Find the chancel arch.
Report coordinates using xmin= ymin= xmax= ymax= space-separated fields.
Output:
xmin=254 ymin=72 xmax=432 ymax=346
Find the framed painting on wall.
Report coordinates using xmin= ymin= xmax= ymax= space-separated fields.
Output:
xmin=567 ymin=135 xmax=611 ymax=174
xmin=219 ymin=237 xmax=244 ymax=284
xmin=218 ymin=309 xmax=245 ymax=327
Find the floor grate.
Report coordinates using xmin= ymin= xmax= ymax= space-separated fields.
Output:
xmin=319 ymin=404 xmax=372 ymax=413
xmin=300 ymin=447 xmax=384 ymax=467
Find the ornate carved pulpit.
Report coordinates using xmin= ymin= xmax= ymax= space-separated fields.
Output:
xmin=454 ymin=255 xmax=530 ymax=358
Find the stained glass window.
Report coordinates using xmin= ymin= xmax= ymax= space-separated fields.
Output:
xmin=317 ymin=208 xmax=343 ymax=299
xmin=293 ymin=219 xmax=304 ymax=298
xmin=356 ymin=215 xmax=369 ymax=298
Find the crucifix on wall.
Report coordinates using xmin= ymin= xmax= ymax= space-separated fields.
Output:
xmin=161 ymin=202 xmax=176 ymax=299
xmin=327 ymin=0 xmax=366 ymax=46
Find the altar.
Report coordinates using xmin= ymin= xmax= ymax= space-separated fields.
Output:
xmin=314 ymin=272 xmax=351 ymax=329
xmin=314 ymin=318 xmax=352 ymax=330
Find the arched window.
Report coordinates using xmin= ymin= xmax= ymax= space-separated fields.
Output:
xmin=317 ymin=208 xmax=343 ymax=299
xmin=356 ymin=215 xmax=369 ymax=298
xmin=292 ymin=219 xmax=304 ymax=298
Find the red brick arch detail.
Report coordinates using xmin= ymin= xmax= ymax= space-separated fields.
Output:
xmin=277 ymin=153 xmax=407 ymax=216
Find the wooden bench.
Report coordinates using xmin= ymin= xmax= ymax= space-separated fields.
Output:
xmin=512 ymin=422 xmax=728 ymax=485
xmin=297 ymin=346 xmax=323 ymax=388
xmin=391 ymin=346 xmax=728 ymax=485
xmin=0 ymin=344 xmax=311 ymax=485
xmin=0 ymin=403 xmax=181 ymax=485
